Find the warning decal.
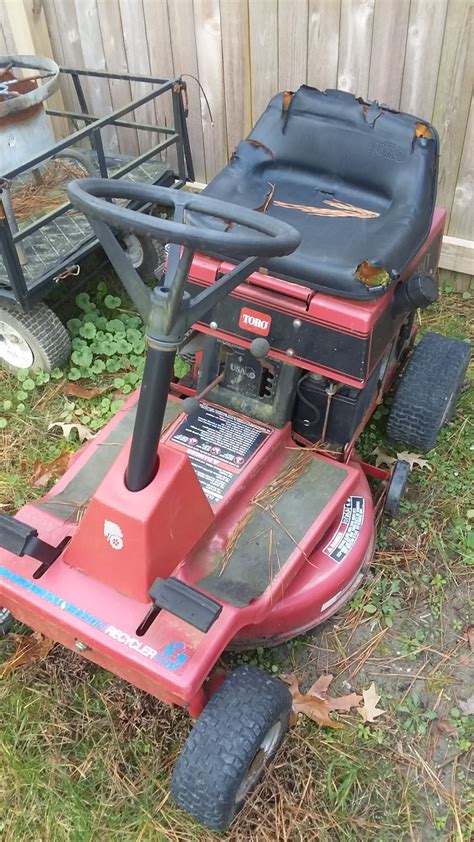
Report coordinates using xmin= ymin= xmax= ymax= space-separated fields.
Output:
xmin=322 ymin=496 xmax=365 ymax=563
xmin=166 ymin=403 xmax=272 ymax=504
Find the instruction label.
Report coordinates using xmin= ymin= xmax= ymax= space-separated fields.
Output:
xmin=322 ymin=496 xmax=365 ymax=563
xmin=167 ymin=403 xmax=272 ymax=503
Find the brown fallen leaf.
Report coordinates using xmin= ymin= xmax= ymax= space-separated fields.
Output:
xmin=435 ymin=719 xmax=458 ymax=738
xmin=372 ymin=446 xmax=396 ymax=469
xmin=466 ymin=625 xmax=473 ymax=651
xmin=357 ymin=683 xmax=386 ymax=723
xmin=32 ymin=451 xmax=73 ymax=488
xmin=459 ymin=695 xmax=474 ymax=716
xmin=48 ymin=421 xmax=95 ymax=443
xmin=281 ymin=673 xmax=362 ymax=729
xmin=0 ymin=631 xmax=53 ymax=676
xmin=396 ymin=451 xmax=432 ymax=471
xmin=64 ymin=382 xmax=110 ymax=399
xmin=308 ymin=674 xmax=363 ymax=712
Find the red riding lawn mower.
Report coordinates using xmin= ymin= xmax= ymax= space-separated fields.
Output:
xmin=0 ymin=87 xmax=470 ymax=830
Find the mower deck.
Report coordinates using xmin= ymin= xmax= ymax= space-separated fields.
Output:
xmin=0 ymin=392 xmax=373 ymax=714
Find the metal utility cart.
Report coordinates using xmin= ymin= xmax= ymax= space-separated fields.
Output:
xmin=0 ymin=55 xmax=193 ymax=371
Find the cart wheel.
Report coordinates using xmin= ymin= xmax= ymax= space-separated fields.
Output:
xmin=171 ymin=664 xmax=291 ymax=831
xmin=0 ymin=302 xmax=71 ymax=372
xmin=387 ymin=332 xmax=471 ymax=451
xmin=121 ymin=233 xmax=165 ymax=282
xmin=0 ymin=607 xmax=14 ymax=637
xmin=384 ymin=460 xmax=410 ymax=518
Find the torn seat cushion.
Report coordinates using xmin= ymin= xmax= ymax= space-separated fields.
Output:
xmin=200 ymin=86 xmax=439 ymax=300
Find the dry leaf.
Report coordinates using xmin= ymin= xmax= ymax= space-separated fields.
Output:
xmin=396 ymin=452 xmax=432 ymax=471
xmin=357 ymin=683 xmax=386 ymax=723
xmin=32 ymin=451 xmax=73 ymax=488
xmin=0 ymin=631 xmax=53 ymax=676
xmin=435 ymin=719 xmax=458 ymax=738
xmin=64 ymin=382 xmax=110 ymax=399
xmin=372 ymin=447 xmax=396 ymax=469
xmin=466 ymin=626 xmax=473 ymax=652
xmin=281 ymin=673 xmax=362 ymax=729
xmin=459 ymin=695 xmax=474 ymax=716
xmin=48 ymin=421 xmax=95 ymax=443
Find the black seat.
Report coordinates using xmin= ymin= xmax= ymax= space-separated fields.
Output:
xmin=202 ymin=86 xmax=439 ymax=300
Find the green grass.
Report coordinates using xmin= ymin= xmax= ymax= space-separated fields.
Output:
xmin=0 ymin=285 xmax=473 ymax=840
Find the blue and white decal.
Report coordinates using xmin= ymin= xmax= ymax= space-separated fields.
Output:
xmin=0 ymin=566 xmax=192 ymax=670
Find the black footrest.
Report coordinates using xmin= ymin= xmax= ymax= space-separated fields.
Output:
xmin=0 ymin=514 xmax=69 ymax=576
xmin=149 ymin=577 xmax=223 ymax=633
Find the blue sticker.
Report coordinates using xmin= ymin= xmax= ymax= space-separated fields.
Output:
xmin=0 ymin=566 xmax=192 ymax=670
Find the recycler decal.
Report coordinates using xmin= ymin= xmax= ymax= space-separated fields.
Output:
xmin=0 ymin=566 xmax=192 ymax=670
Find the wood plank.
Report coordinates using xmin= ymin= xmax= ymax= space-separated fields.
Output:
xmin=400 ymin=0 xmax=449 ymax=120
xmin=449 ymin=95 xmax=473 ymax=240
xmin=118 ymin=0 xmax=155 ymax=153
xmin=307 ymin=0 xmax=341 ymax=90
xmin=167 ymin=0 xmax=206 ymax=182
xmin=20 ymin=0 xmax=69 ymax=138
xmin=45 ymin=0 xmax=99 ymax=131
xmin=42 ymin=0 xmax=78 ymax=115
xmin=432 ymin=0 xmax=473 ymax=222
xmin=338 ymin=0 xmax=375 ymax=98
xmin=96 ymin=0 xmax=138 ymax=155
xmin=368 ymin=0 xmax=410 ymax=107
xmin=221 ymin=0 xmax=252 ymax=157
xmin=142 ymin=0 xmax=177 ymax=170
xmin=439 ymin=235 xmax=474 ymax=275
xmin=193 ymin=0 xmax=227 ymax=179
xmin=3 ymin=0 xmax=68 ymax=140
xmin=0 ymin=1 xmax=15 ymax=53
xmin=74 ymin=0 xmax=118 ymax=153
xmin=278 ymin=0 xmax=309 ymax=91
xmin=249 ymin=0 xmax=278 ymax=123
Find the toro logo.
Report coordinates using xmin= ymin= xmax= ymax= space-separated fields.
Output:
xmin=238 ymin=307 xmax=272 ymax=336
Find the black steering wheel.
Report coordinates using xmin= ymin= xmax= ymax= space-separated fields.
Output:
xmin=67 ymin=179 xmax=300 ymax=259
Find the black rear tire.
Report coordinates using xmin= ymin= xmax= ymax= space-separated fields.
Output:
xmin=386 ymin=332 xmax=470 ymax=451
xmin=171 ymin=664 xmax=291 ymax=831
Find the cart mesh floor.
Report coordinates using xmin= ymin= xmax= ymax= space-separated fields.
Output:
xmin=0 ymin=156 xmax=170 ymax=290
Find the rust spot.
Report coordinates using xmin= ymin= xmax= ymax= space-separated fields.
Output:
xmin=245 ymin=139 xmax=275 ymax=159
xmin=355 ymin=260 xmax=390 ymax=288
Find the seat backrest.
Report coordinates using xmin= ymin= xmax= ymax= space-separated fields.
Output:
xmin=242 ymin=86 xmax=438 ymax=207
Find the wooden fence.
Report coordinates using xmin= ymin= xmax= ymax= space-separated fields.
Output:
xmin=0 ymin=0 xmax=472 ymax=283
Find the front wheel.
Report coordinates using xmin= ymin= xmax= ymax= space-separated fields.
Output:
xmin=171 ymin=664 xmax=291 ymax=831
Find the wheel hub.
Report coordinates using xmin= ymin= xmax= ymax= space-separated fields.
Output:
xmin=0 ymin=320 xmax=34 ymax=368
xmin=235 ymin=719 xmax=283 ymax=804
